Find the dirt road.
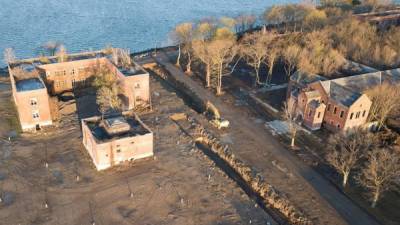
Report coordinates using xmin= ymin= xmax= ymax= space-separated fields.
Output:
xmin=152 ymin=50 xmax=381 ymax=225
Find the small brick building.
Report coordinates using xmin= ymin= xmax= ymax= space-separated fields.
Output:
xmin=81 ymin=114 xmax=153 ymax=170
xmin=8 ymin=50 xmax=150 ymax=131
xmin=288 ymin=68 xmax=400 ymax=131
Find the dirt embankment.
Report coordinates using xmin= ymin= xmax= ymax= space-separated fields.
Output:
xmin=176 ymin=115 xmax=311 ymax=225
xmin=151 ymin=63 xmax=311 ymax=224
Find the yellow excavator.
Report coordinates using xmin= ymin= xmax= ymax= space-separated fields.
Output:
xmin=205 ymin=101 xmax=230 ymax=129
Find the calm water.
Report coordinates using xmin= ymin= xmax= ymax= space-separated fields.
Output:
xmin=0 ymin=0 xmax=296 ymax=65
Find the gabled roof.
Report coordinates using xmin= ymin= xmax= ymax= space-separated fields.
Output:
xmin=328 ymin=82 xmax=361 ymax=107
xmin=306 ymin=68 xmax=400 ymax=108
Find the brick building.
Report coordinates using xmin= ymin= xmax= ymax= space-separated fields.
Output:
xmin=288 ymin=68 xmax=400 ymax=131
xmin=8 ymin=50 xmax=150 ymax=131
xmin=9 ymin=63 xmax=53 ymax=131
xmin=81 ymin=114 xmax=153 ymax=170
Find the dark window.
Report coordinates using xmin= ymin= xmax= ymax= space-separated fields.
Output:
xmin=362 ymin=110 xmax=366 ymax=117
xmin=340 ymin=111 xmax=344 ymax=118
xmin=356 ymin=112 xmax=360 ymax=119
xmin=32 ymin=112 xmax=39 ymax=119
xmin=30 ymin=99 xmax=37 ymax=106
xmin=350 ymin=113 xmax=354 ymax=120
xmin=333 ymin=107 xmax=337 ymax=114
xmin=317 ymin=112 xmax=321 ymax=118
xmin=117 ymin=149 xmax=121 ymax=153
xmin=308 ymin=109 xmax=312 ymax=117
xmin=337 ymin=124 xmax=341 ymax=128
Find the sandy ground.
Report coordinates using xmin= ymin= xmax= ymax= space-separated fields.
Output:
xmin=0 ymin=77 xmax=274 ymax=225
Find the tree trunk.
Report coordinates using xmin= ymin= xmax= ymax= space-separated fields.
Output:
xmin=254 ymin=68 xmax=260 ymax=87
xmin=342 ymin=171 xmax=349 ymax=187
xmin=206 ymin=64 xmax=211 ymax=88
xmin=176 ymin=45 xmax=181 ymax=67
xmin=291 ymin=129 xmax=297 ymax=147
xmin=371 ymin=189 xmax=380 ymax=208
xmin=186 ymin=52 xmax=192 ymax=73
xmin=216 ymin=63 xmax=223 ymax=95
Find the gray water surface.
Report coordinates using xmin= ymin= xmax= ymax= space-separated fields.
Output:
xmin=0 ymin=0 xmax=296 ymax=65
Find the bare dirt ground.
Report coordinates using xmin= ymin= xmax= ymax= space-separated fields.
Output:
xmin=0 ymin=77 xmax=275 ymax=225
xmin=152 ymin=50 xmax=382 ymax=225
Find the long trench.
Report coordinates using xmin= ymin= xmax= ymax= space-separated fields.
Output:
xmin=194 ymin=141 xmax=288 ymax=225
xmin=155 ymin=70 xmax=292 ymax=224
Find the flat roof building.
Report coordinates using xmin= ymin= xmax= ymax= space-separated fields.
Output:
xmin=81 ymin=114 xmax=153 ymax=170
xmin=9 ymin=69 xmax=52 ymax=131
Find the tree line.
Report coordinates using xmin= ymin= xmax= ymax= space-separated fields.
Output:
xmin=170 ymin=1 xmax=400 ymax=96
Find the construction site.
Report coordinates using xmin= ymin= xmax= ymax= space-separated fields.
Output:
xmin=0 ymin=72 xmax=275 ymax=225
xmin=0 ymin=46 xmax=389 ymax=225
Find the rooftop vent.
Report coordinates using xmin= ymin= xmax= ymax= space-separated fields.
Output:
xmin=102 ymin=116 xmax=130 ymax=135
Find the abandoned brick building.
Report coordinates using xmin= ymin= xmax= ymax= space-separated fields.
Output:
xmin=8 ymin=50 xmax=150 ymax=131
xmin=288 ymin=68 xmax=400 ymax=131
xmin=82 ymin=114 xmax=153 ymax=170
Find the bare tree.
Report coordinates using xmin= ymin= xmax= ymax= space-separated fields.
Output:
xmin=326 ymin=128 xmax=375 ymax=187
xmin=234 ymin=14 xmax=256 ymax=33
xmin=3 ymin=48 xmax=16 ymax=65
xmin=265 ymin=44 xmax=279 ymax=84
xmin=171 ymin=23 xmax=194 ymax=72
xmin=283 ymin=101 xmax=301 ymax=148
xmin=264 ymin=4 xmax=313 ymax=32
xmin=264 ymin=5 xmax=285 ymax=26
xmin=194 ymin=21 xmax=215 ymax=41
xmin=366 ymin=83 xmax=400 ymax=130
xmin=240 ymin=31 xmax=274 ymax=86
xmin=192 ymin=40 xmax=213 ymax=87
xmin=298 ymin=31 xmax=345 ymax=76
xmin=208 ymin=29 xmax=238 ymax=95
xmin=303 ymin=9 xmax=328 ymax=31
xmin=282 ymin=44 xmax=301 ymax=78
xmin=96 ymin=84 xmax=122 ymax=119
xmin=92 ymin=61 xmax=116 ymax=88
xmin=56 ymin=45 xmax=68 ymax=63
xmin=42 ymin=41 xmax=62 ymax=56
xmin=219 ymin=17 xmax=236 ymax=31
xmin=111 ymin=48 xmax=132 ymax=68
xmin=357 ymin=148 xmax=400 ymax=208
xmin=191 ymin=21 xmax=217 ymax=88
xmin=91 ymin=60 xmax=122 ymax=118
